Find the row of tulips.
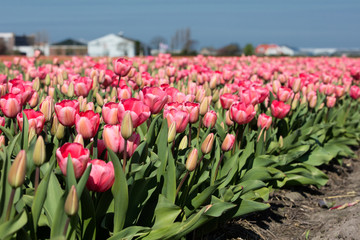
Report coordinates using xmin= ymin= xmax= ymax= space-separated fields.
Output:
xmin=0 ymin=54 xmax=359 ymax=239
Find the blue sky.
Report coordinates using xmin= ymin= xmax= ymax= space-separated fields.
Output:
xmin=1 ymin=0 xmax=359 ymax=49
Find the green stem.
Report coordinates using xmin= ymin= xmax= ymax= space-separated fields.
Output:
xmin=63 ymin=217 xmax=70 ymax=237
xmin=188 ymin=123 xmax=192 ymax=148
xmin=176 ymin=171 xmax=190 ymax=197
xmin=34 ymin=167 xmax=40 ymax=195
xmin=214 ymin=153 xmax=224 ymax=182
xmin=122 ymin=140 xmax=127 ymax=172
xmin=5 ymin=188 xmax=16 ymax=221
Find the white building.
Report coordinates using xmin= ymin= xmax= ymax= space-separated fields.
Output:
xmin=0 ymin=32 xmax=49 ymax=56
xmin=88 ymin=33 xmax=137 ymax=57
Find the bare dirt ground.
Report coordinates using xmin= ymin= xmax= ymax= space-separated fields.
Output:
xmin=206 ymin=151 xmax=360 ymax=240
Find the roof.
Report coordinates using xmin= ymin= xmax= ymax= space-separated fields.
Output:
xmin=52 ymin=38 xmax=86 ymax=46
xmin=89 ymin=33 xmax=138 ymax=44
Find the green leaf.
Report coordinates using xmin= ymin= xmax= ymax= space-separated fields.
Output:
xmin=50 ymin=194 xmax=67 ymax=238
xmin=163 ymin=147 xmax=176 ymax=203
xmin=0 ymin=210 xmax=28 ymax=239
xmin=21 ymin=110 xmax=29 ymax=151
xmin=108 ymin=226 xmax=151 ymax=240
xmin=156 ymin=119 xmax=168 ymax=182
xmin=152 ymin=195 xmax=181 ymax=229
xmin=108 ymin=148 xmax=128 ymax=233
xmin=232 ymin=199 xmax=270 ymax=218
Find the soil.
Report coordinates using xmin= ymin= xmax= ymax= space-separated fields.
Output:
xmin=205 ymin=151 xmax=360 ymax=240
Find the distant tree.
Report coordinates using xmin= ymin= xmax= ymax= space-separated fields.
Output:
xmin=0 ymin=39 xmax=7 ymax=54
xmin=150 ymin=36 xmax=167 ymax=49
xmin=170 ymin=28 xmax=197 ymax=55
xmin=243 ymin=43 xmax=255 ymax=56
xmin=217 ymin=43 xmax=242 ymax=56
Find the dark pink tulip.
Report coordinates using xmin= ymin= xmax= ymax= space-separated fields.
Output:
xmin=55 ymin=100 xmax=80 ymax=127
xmin=202 ymin=110 xmax=217 ymax=129
xmin=17 ymin=109 xmax=45 ymax=135
xmin=139 ymin=87 xmax=168 ymax=114
xmin=113 ymin=58 xmax=132 ymax=77
xmin=240 ymin=89 xmax=260 ymax=106
xmin=277 ymin=87 xmax=293 ymax=102
xmin=220 ymin=93 xmax=239 ymax=110
xmin=75 ymin=110 xmax=100 ymax=139
xmin=118 ymin=98 xmax=151 ymax=128
xmin=56 ymin=143 xmax=90 ymax=179
xmin=117 ymin=85 xmax=132 ymax=100
xmin=10 ymin=83 xmax=34 ymax=106
xmin=86 ymin=160 xmax=114 ymax=192
xmin=349 ymin=85 xmax=360 ymax=100
xmin=0 ymin=116 xmax=5 ymax=134
xmin=102 ymin=102 xmax=119 ymax=125
xmin=271 ymin=100 xmax=291 ymax=119
xmin=230 ymin=102 xmax=256 ymax=125
xmin=257 ymin=113 xmax=272 ymax=130
xmin=164 ymin=108 xmax=189 ymax=133
xmin=0 ymin=93 xmax=22 ymax=118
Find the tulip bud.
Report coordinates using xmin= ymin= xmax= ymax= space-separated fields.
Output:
xmin=225 ymin=110 xmax=234 ymax=126
xmin=205 ymin=86 xmax=212 ymax=97
xmin=96 ymin=93 xmax=104 ymax=107
xmin=8 ymin=150 xmax=27 ymax=188
xmin=179 ymin=136 xmax=188 ymax=150
xmin=74 ymin=134 xmax=84 ymax=147
xmin=221 ymin=134 xmax=236 ymax=152
xmin=67 ymin=82 xmax=74 ymax=98
xmin=110 ymin=87 xmax=117 ymax=99
xmin=57 ymin=73 xmax=64 ymax=86
xmin=45 ymin=74 xmax=51 ymax=86
xmin=121 ymin=111 xmax=133 ymax=140
xmin=33 ymin=77 xmax=40 ymax=91
xmin=279 ymin=136 xmax=284 ymax=148
xmin=56 ymin=123 xmax=65 ymax=140
xmin=201 ymin=133 xmax=215 ymax=155
xmin=0 ymin=135 xmax=5 ymax=148
xmin=168 ymin=122 xmax=176 ymax=143
xmin=28 ymin=128 xmax=36 ymax=144
xmin=33 ymin=136 xmax=46 ymax=166
xmin=186 ymin=148 xmax=198 ymax=172
xmin=292 ymin=78 xmax=301 ymax=93
xmin=64 ymin=185 xmax=78 ymax=216
xmin=212 ymin=89 xmax=220 ymax=102
xmin=51 ymin=116 xmax=59 ymax=136
xmin=96 ymin=105 xmax=102 ymax=114
xmin=199 ymin=98 xmax=209 ymax=116
xmin=209 ymin=76 xmax=217 ymax=89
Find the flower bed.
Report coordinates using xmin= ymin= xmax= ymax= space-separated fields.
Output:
xmin=0 ymin=55 xmax=359 ymax=239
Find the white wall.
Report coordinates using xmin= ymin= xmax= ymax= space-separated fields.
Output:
xmin=88 ymin=34 xmax=136 ymax=57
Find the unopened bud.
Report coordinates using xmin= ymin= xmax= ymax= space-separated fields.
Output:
xmin=57 ymin=73 xmax=64 ymax=85
xmin=8 ymin=150 xmax=27 ymax=188
xmin=212 ymin=89 xmax=219 ymax=102
xmin=221 ymin=134 xmax=235 ymax=152
xmin=28 ymin=128 xmax=36 ymax=144
xmin=33 ymin=136 xmax=46 ymax=166
xmin=186 ymin=148 xmax=198 ymax=172
xmin=209 ymin=76 xmax=217 ymax=89
xmin=110 ymin=87 xmax=117 ymax=99
xmin=96 ymin=93 xmax=104 ymax=107
xmin=121 ymin=112 xmax=133 ymax=140
xmin=51 ymin=116 xmax=59 ymax=136
xmin=56 ymin=123 xmax=65 ymax=140
xmin=279 ymin=135 xmax=284 ymax=148
xmin=199 ymin=98 xmax=209 ymax=116
xmin=168 ymin=122 xmax=176 ymax=143
xmin=201 ymin=133 xmax=215 ymax=155
xmin=33 ymin=77 xmax=40 ymax=91
xmin=64 ymin=185 xmax=79 ymax=216
xmin=67 ymin=82 xmax=74 ymax=98
xmin=74 ymin=134 xmax=84 ymax=147
xmin=45 ymin=74 xmax=51 ymax=86
xmin=179 ymin=136 xmax=188 ymax=150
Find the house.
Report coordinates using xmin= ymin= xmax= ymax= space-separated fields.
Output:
xmin=255 ymin=44 xmax=296 ymax=56
xmin=88 ymin=33 xmax=141 ymax=57
xmin=199 ymin=47 xmax=218 ymax=56
xmin=0 ymin=32 xmax=49 ymax=56
xmin=50 ymin=39 xmax=87 ymax=56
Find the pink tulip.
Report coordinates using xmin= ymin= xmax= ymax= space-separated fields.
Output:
xmin=230 ymin=102 xmax=256 ymax=125
xmin=73 ymin=77 xmax=93 ymax=97
xmin=271 ymin=100 xmax=291 ymax=119
xmin=55 ymin=100 xmax=80 ymax=127
xmin=220 ymin=93 xmax=239 ymax=110
xmin=221 ymin=134 xmax=236 ymax=152
xmin=117 ymin=85 xmax=132 ymax=100
xmin=113 ymin=58 xmax=132 ymax=77
xmin=349 ymin=85 xmax=360 ymax=100
xmin=102 ymin=124 xmax=125 ymax=153
xmin=75 ymin=110 xmax=100 ymax=139
xmin=0 ymin=116 xmax=5 ymax=134
xmin=257 ymin=113 xmax=272 ymax=130
xmin=164 ymin=108 xmax=189 ymax=133
xmin=139 ymin=87 xmax=168 ymax=114
xmin=17 ymin=109 xmax=45 ymax=135
xmin=86 ymin=160 xmax=115 ymax=192
xmin=277 ymin=87 xmax=293 ymax=102
xmin=202 ymin=110 xmax=217 ymax=128
xmin=182 ymin=102 xmax=200 ymax=123
xmin=335 ymin=85 xmax=345 ymax=98
xmin=102 ymin=102 xmax=119 ymax=125
xmin=56 ymin=143 xmax=90 ymax=178
xmin=0 ymin=93 xmax=22 ymax=118
xmin=126 ymin=133 xmax=140 ymax=157
xmin=326 ymin=96 xmax=336 ymax=108
xmin=118 ymin=98 xmax=151 ymax=128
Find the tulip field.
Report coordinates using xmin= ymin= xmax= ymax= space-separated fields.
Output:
xmin=0 ymin=54 xmax=359 ymax=239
